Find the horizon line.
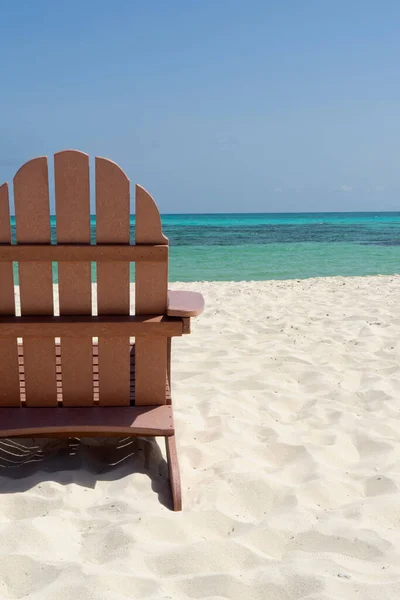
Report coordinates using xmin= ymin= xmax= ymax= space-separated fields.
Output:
xmin=8 ymin=209 xmax=400 ymax=218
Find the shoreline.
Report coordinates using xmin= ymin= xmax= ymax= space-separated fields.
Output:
xmin=169 ymin=272 xmax=400 ymax=283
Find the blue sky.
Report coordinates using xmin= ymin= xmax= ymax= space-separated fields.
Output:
xmin=1 ymin=1 xmax=399 ymax=213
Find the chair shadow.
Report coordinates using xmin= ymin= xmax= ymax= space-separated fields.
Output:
xmin=0 ymin=436 xmax=173 ymax=510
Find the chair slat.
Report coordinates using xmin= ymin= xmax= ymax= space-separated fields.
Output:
xmin=135 ymin=185 xmax=168 ymax=313
xmin=14 ymin=158 xmax=57 ymax=406
xmin=0 ymin=183 xmax=20 ymax=406
xmin=0 ymin=244 xmax=168 ymax=262
xmin=0 ymin=185 xmax=15 ymax=314
xmin=55 ymin=150 xmax=93 ymax=406
xmin=0 ymin=315 xmax=183 ymax=337
xmin=95 ymin=157 xmax=130 ymax=406
xmin=135 ymin=185 xmax=169 ymax=405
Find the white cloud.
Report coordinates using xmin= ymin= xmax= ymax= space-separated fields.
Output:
xmin=339 ymin=185 xmax=353 ymax=192
xmin=273 ymin=187 xmax=283 ymax=193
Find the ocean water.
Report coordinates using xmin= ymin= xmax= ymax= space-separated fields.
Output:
xmin=10 ymin=212 xmax=400 ymax=281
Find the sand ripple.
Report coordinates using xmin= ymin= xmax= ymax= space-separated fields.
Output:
xmin=0 ymin=276 xmax=400 ymax=598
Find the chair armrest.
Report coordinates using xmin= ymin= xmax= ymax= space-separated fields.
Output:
xmin=167 ymin=291 xmax=205 ymax=317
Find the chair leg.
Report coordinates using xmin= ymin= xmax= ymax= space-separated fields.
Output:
xmin=166 ymin=337 xmax=172 ymax=405
xmin=165 ymin=435 xmax=182 ymax=511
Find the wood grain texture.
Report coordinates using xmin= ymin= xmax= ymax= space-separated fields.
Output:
xmin=135 ymin=185 xmax=168 ymax=246
xmin=0 ymin=184 xmax=15 ymax=314
xmin=135 ymin=337 xmax=168 ymax=405
xmin=0 ymin=315 xmax=183 ymax=337
xmin=96 ymin=157 xmax=130 ymax=405
xmin=0 ymin=405 xmax=174 ymax=438
xmin=182 ymin=317 xmax=191 ymax=334
xmin=55 ymin=150 xmax=93 ymax=406
xmin=165 ymin=435 xmax=182 ymax=511
xmin=167 ymin=337 xmax=171 ymax=405
xmin=135 ymin=184 xmax=169 ymax=405
xmin=135 ymin=184 xmax=168 ymax=314
xmin=0 ymin=244 xmax=168 ymax=262
xmin=0 ymin=183 xmax=20 ymax=405
xmin=14 ymin=157 xmax=57 ymax=406
xmin=17 ymin=341 xmax=170 ymax=406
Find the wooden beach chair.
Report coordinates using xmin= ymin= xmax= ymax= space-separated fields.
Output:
xmin=0 ymin=150 xmax=204 ymax=511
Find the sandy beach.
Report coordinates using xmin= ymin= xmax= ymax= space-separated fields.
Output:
xmin=0 ymin=275 xmax=399 ymax=599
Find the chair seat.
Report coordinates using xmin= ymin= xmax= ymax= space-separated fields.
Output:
xmin=5 ymin=342 xmax=174 ymax=438
xmin=0 ymin=405 xmax=174 ymax=438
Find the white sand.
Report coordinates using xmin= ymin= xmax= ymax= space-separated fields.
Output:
xmin=1 ymin=275 xmax=400 ymax=599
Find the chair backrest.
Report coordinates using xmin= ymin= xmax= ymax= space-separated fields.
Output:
xmin=0 ymin=150 xmax=170 ymax=408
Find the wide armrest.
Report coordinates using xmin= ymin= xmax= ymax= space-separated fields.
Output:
xmin=167 ymin=291 xmax=205 ymax=317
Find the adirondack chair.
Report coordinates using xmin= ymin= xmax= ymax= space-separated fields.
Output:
xmin=0 ymin=150 xmax=204 ymax=511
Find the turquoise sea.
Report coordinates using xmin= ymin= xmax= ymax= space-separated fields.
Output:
xmin=11 ymin=212 xmax=400 ymax=281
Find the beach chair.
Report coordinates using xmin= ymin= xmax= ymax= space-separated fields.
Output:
xmin=0 ymin=150 xmax=204 ymax=511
